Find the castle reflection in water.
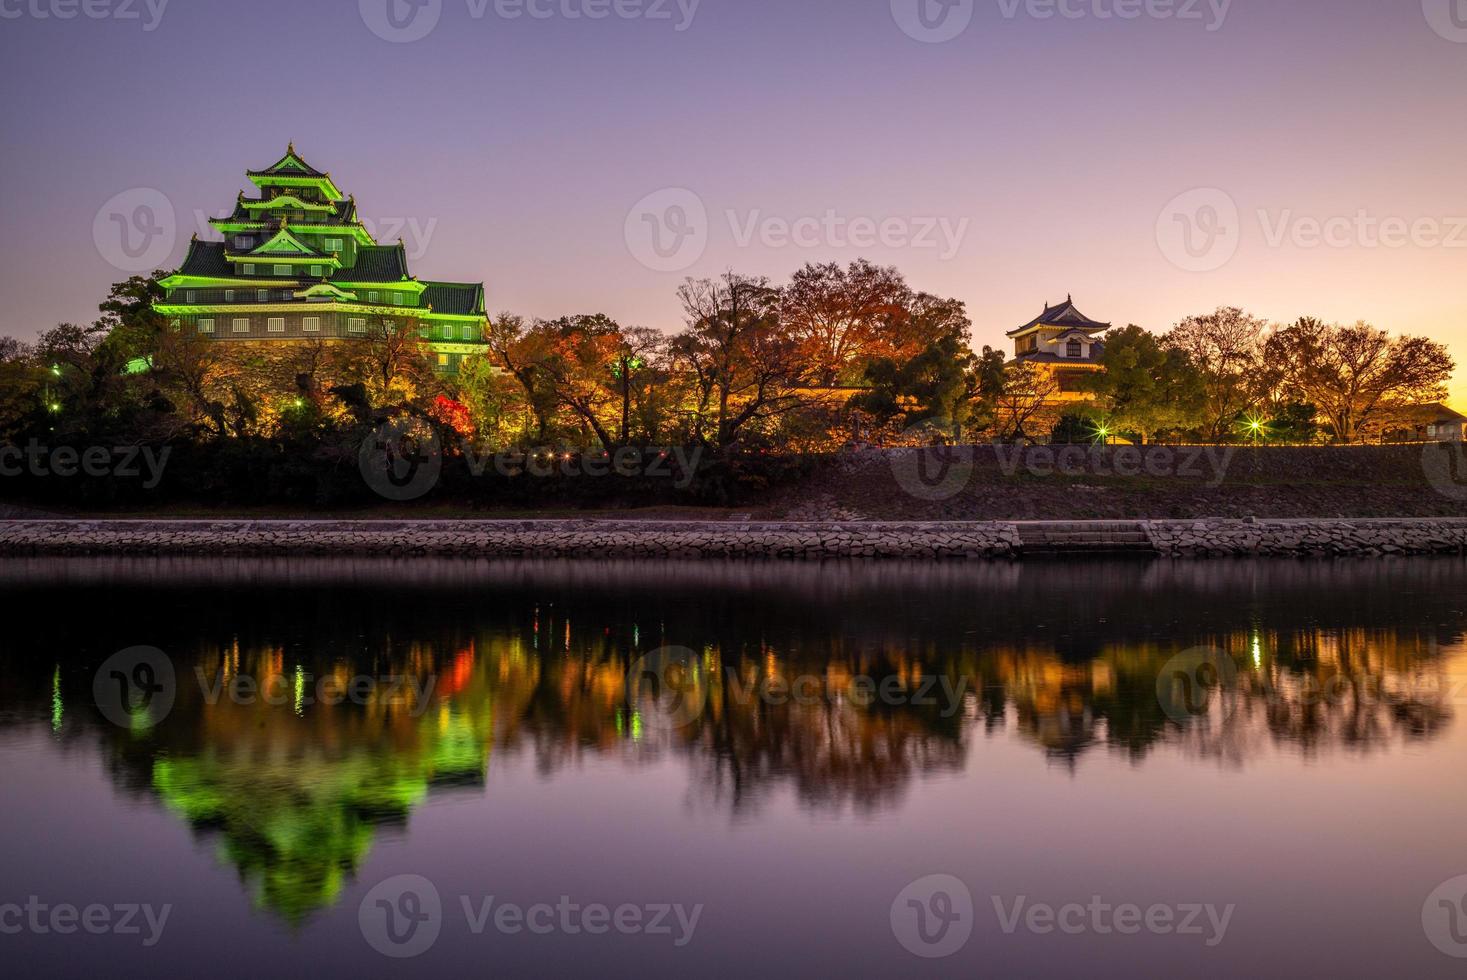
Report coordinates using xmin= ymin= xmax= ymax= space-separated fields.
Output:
xmin=2 ymin=556 xmax=1462 ymax=922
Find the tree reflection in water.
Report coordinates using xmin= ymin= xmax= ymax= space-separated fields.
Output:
xmin=1 ymin=556 xmax=1462 ymax=922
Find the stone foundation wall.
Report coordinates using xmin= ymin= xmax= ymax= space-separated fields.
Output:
xmin=1144 ymin=519 xmax=1467 ymax=557
xmin=2 ymin=519 xmax=1465 ymax=560
xmin=0 ymin=520 xmax=1022 ymax=560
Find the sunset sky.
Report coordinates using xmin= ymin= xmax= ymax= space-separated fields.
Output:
xmin=2 ymin=0 xmax=1465 ymax=406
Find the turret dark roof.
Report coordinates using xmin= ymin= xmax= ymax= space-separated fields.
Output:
xmin=331 ymin=243 xmax=410 ymax=282
xmin=1008 ymin=296 xmax=1111 ymax=337
xmin=177 ymin=240 xmax=233 ymax=277
xmin=421 ymin=282 xmax=485 ymax=316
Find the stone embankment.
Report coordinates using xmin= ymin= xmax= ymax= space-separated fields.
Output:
xmin=0 ymin=520 xmax=1021 ymax=559
xmin=0 ymin=519 xmax=1464 ymax=559
xmin=1144 ymin=519 xmax=1467 ymax=557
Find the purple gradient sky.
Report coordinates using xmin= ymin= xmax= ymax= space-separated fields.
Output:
xmin=2 ymin=0 xmax=1465 ymax=404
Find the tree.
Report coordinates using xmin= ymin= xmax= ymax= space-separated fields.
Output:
xmin=1083 ymin=325 xmax=1203 ymax=444
xmin=671 ymin=272 xmax=810 ymax=449
xmin=991 ymin=361 xmax=1059 ymax=441
xmin=1166 ymin=307 xmax=1267 ymax=440
xmin=532 ymin=314 xmax=629 ymax=453
xmin=354 ymin=316 xmax=433 ymax=406
xmin=95 ymin=273 xmax=168 ymax=364
xmin=851 ymin=327 xmax=975 ymax=434
xmin=1263 ymin=319 xmax=1454 ymax=442
xmin=967 ymin=346 xmax=1009 ymax=438
xmin=780 ymin=260 xmax=909 ymax=386
xmin=456 ymin=353 xmax=528 ymax=448
xmin=486 ymin=312 xmax=559 ymax=443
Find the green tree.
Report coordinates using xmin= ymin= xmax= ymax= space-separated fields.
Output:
xmin=851 ymin=327 xmax=975 ymax=434
xmin=1083 ymin=325 xmax=1203 ymax=444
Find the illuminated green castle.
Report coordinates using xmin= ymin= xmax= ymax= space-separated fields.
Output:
xmin=154 ymin=145 xmax=489 ymax=374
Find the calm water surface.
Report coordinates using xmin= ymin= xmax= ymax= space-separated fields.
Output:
xmin=3 ymin=557 xmax=1467 ymax=977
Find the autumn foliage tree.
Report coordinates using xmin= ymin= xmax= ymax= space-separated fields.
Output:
xmin=1166 ymin=307 xmax=1267 ymax=440
xmin=1263 ymin=319 xmax=1454 ymax=442
xmin=672 ymin=272 xmax=811 ymax=449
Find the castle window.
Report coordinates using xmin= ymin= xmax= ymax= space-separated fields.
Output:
xmin=310 ymin=265 xmax=322 ymax=278
xmin=243 ymin=264 xmax=255 ymax=275
xmin=368 ymin=291 xmax=379 ymax=303
xmin=232 ymin=318 xmax=249 ymax=333
xmin=185 ymin=291 xmax=196 ymax=303
xmin=199 ymin=319 xmax=215 ymax=334
xmin=348 ymin=318 xmax=366 ymax=334
xmin=462 ymin=325 xmax=475 ymax=341
xmin=268 ymin=318 xmax=285 ymax=333
xmin=392 ymin=293 xmax=404 ymax=306
xmin=224 ymin=290 xmax=235 ymax=302
xmin=325 ymin=238 xmax=342 ymax=253
xmin=257 ymin=289 xmax=269 ymax=302
xmin=1067 ymin=340 xmax=1083 ymax=358
xmin=303 ymin=317 xmax=320 ymax=333
xmin=236 ymin=237 xmax=254 ymax=249
xmin=274 ymin=264 xmax=290 ymax=276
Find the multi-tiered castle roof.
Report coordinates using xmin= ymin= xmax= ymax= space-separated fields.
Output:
xmin=154 ymin=146 xmax=488 ymax=372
